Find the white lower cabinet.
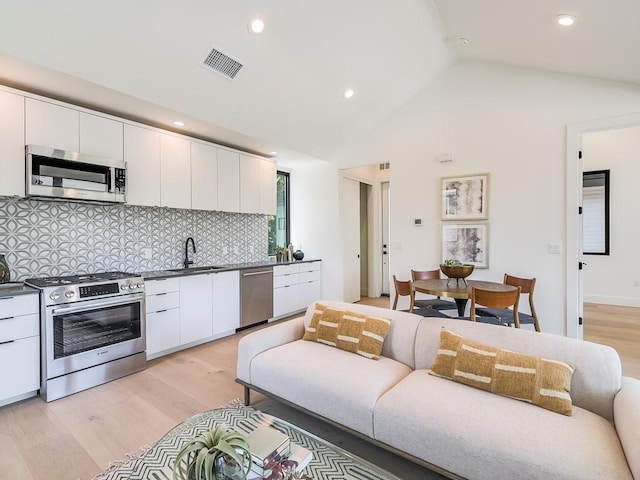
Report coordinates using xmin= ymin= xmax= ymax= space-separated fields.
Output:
xmin=0 ymin=293 xmax=40 ymax=406
xmin=179 ymin=274 xmax=213 ymax=345
xmin=273 ymin=261 xmax=322 ymax=319
xmin=212 ymin=270 xmax=240 ymax=335
xmin=145 ymin=278 xmax=181 ymax=358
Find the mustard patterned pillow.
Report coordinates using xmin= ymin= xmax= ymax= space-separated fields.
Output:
xmin=430 ymin=328 xmax=575 ymax=415
xmin=303 ymin=304 xmax=391 ymax=360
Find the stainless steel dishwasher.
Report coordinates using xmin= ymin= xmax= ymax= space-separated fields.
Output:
xmin=240 ymin=266 xmax=273 ymax=328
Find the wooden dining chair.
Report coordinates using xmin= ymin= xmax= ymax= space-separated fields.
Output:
xmin=474 ymin=274 xmax=540 ymax=331
xmin=470 ymin=286 xmax=521 ymax=327
xmin=410 ymin=269 xmax=455 ymax=311
xmin=393 ymin=275 xmax=450 ymax=318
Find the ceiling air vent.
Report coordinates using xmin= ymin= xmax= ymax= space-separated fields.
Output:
xmin=202 ymin=47 xmax=244 ymax=79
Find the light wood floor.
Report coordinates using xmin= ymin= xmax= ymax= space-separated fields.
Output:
xmin=0 ymin=299 xmax=637 ymax=480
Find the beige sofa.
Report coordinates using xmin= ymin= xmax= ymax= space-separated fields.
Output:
xmin=236 ymin=300 xmax=639 ymax=480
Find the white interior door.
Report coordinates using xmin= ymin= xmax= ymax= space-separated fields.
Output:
xmin=381 ymin=181 xmax=390 ymax=295
xmin=343 ymin=177 xmax=361 ymax=303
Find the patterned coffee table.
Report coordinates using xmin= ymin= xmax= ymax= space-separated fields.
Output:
xmin=91 ymin=404 xmax=403 ymax=480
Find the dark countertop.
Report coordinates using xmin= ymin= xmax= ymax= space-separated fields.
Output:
xmin=139 ymin=259 xmax=321 ymax=281
xmin=0 ymin=282 xmax=39 ymax=298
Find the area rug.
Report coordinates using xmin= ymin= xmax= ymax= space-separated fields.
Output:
xmin=89 ymin=399 xmax=424 ymax=480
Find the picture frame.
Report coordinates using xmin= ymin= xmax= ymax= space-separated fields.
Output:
xmin=442 ymin=224 xmax=488 ymax=268
xmin=441 ymin=173 xmax=489 ymax=220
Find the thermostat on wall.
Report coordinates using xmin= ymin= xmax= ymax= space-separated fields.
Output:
xmin=414 ymin=219 xmax=422 ymax=226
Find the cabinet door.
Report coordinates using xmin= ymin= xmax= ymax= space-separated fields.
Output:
xmin=79 ymin=113 xmax=124 ymax=160
xmin=273 ymin=284 xmax=300 ymax=318
xmin=160 ymin=134 xmax=191 ymax=209
xmin=212 ymin=270 xmax=240 ymax=335
xmin=191 ymin=142 xmax=218 ymax=211
xmin=179 ymin=274 xmax=213 ymax=344
xmin=298 ymin=280 xmax=322 ymax=311
xmin=124 ymin=124 xmax=161 ymax=207
xmin=217 ymin=149 xmax=240 ymax=212
xmin=146 ymin=309 xmax=180 ymax=356
xmin=25 ymin=98 xmax=79 ymax=151
xmin=240 ymin=154 xmax=261 ymax=214
xmin=260 ymin=158 xmax=277 ymax=215
xmin=0 ymin=336 xmax=40 ymax=401
xmin=0 ymin=90 xmax=25 ymax=197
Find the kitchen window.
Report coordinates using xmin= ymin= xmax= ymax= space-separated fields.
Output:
xmin=268 ymin=171 xmax=290 ymax=255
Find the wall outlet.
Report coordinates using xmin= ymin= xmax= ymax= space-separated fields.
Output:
xmin=547 ymin=243 xmax=562 ymax=254
xmin=142 ymin=247 xmax=152 ymax=260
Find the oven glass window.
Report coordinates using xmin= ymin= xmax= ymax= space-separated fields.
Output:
xmin=53 ymin=303 xmax=141 ymax=358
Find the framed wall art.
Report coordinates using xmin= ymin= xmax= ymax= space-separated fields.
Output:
xmin=441 ymin=173 xmax=489 ymax=220
xmin=442 ymin=223 xmax=488 ymax=268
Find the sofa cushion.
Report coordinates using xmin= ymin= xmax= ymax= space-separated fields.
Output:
xmin=413 ymin=317 xmax=622 ymax=421
xmin=303 ymin=303 xmax=391 ymax=360
xmin=430 ymin=328 xmax=575 ymax=415
xmin=374 ymin=370 xmax=633 ymax=480
xmin=249 ymin=339 xmax=411 ymax=437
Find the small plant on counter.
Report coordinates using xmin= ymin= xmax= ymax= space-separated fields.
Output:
xmin=442 ymin=259 xmax=464 ymax=266
xmin=172 ymin=424 xmax=252 ymax=480
xmin=274 ymin=246 xmax=287 ymax=262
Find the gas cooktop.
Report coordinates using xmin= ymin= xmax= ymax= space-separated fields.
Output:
xmin=25 ymin=271 xmax=136 ymax=288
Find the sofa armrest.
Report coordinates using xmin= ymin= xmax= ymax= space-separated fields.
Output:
xmin=614 ymin=376 xmax=640 ymax=480
xmin=236 ymin=316 xmax=306 ymax=384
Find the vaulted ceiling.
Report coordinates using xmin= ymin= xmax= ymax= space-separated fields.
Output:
xmin=1 ymin=1 xmax=638 ymax=167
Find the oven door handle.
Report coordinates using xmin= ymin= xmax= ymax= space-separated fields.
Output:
xmin=51 ymin=295 xmax=144 ymax=315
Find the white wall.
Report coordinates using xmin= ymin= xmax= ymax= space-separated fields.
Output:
xmin=289 ymin=162 xmax=343 ymax=302
xmin=331 ymin=60 xmax=640 ymax=335
xmin=582 ymin=126 xmax=640 ymax=306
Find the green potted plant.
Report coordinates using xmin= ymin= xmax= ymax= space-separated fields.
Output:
xmin=274 ymin=246 xmax=287 ymax=263
xmin=173 ymin=424 xmax=252 ymax=480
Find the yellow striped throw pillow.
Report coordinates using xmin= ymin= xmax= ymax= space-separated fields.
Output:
xmin=430 ymin=328 xmax=575 ymax=415
xmin=303 ymin=304 xmax=391 ymax=360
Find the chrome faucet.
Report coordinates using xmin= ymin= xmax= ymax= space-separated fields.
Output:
xmin=184 ymin=237 xmax=196 ymax=268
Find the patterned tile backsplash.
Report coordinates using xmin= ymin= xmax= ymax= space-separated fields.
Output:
xmin=0 ymin=197 xmax=268 ymax=280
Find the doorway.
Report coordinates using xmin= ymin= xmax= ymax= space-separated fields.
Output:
xmin=566 ymin=113 xmax=640 ymax=339
xmin=340 ymin=164 xmax=389 ymax=302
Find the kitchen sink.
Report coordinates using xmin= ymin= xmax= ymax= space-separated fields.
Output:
xmin=167 ymin=265 xmax=226 ymax=273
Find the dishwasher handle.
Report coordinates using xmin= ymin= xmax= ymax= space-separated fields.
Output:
xmin=241 ymin=270 xmax=272 ymax=277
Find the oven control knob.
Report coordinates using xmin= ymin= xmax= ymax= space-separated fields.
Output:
xmin=49 ymin=292 xmax=60 ymax=300
xmin=65 ymin=291 xmax=75 ymax=298
xmin=136 ymin=283 xmax=144 ymax=289
xmin=120 ymin=284 xmax=128 ymax=290
xmin=128 ymin=284 xmax=136 ymax=290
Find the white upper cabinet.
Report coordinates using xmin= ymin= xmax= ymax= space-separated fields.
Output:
xmin=79 ymin=113 xmax=124 ymax=160
xmin=191 ymin=142 xmax=218 ymax=211
xmin=240 ymin=154 xmax=261 ymax=214
xmin=160 ymin=134 xmax=191 ymax=209
xmin=124 ymin=124 xmax=161 ymax=207
xmin=25 ymin=98 xmax=79 ymax=152
xmin=260 ymin=158 xmax=277 ymax=215
xmin=0 ymin=90 xmax=25 ymax=197
xmin=217 ymin=148 xmax=240 ymax=213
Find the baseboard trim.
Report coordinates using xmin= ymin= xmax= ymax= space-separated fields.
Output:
xmin=584 ymin=295 xmax=640 ymax=307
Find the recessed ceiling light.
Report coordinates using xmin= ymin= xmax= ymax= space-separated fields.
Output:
xmin=344 ymin=89 xmax=355 ymax=99
xmin=270 ymin=151 xmax=278 ymax=156
xmin=458 ymin=37 xmax=471 ymax=46
xmin=249 ymin=18 xmax=265 ymax=34
xmin=173 ymin=120 xmax=185 ymax=127
xmin=556 ymin=15 xmax=575 ymax=26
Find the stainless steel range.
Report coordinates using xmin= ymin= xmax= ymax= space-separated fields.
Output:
xmin=25 ymin=272 xmax=146 ymax=402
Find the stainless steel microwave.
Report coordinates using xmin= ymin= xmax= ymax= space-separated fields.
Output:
xmin=26 ymin=145 xmax=127 ymax=203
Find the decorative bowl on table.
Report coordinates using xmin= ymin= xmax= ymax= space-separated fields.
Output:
xmin=440 ymin=263 xmax=474 ymax=285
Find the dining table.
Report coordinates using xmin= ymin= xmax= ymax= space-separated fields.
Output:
xmin=412 ymin=278 xmax=518 ymax=316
